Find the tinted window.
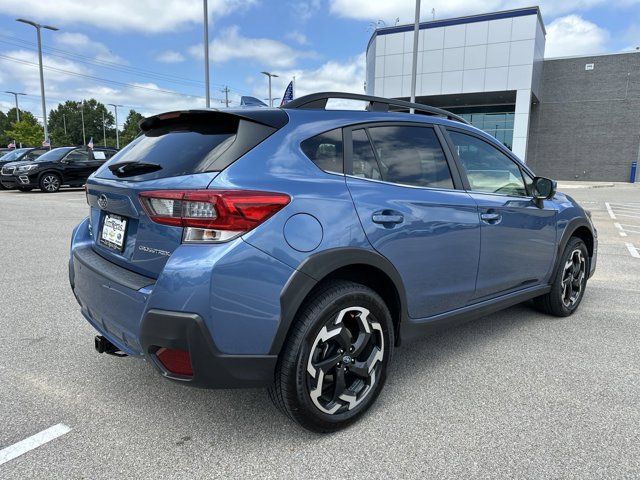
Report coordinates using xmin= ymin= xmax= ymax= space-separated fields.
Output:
xmin=367 ymin=126 xmax=453 ymax=189
xmin=98 ymin=122 xmax=238 ymax=180
xmin=24 ymin=149 xmax=47 ymax=160
xmin=66 ymin=150 xmax=90 ymax=162
xmin=352 ymin=129 xmax=381 ymax=180
xmin=449 ymin=131 xmax=526 ymax=196
xmin=34 ymin=147 xmax=74 ymax=162
xmin=301 ymin=128 xmax=343 ymax=173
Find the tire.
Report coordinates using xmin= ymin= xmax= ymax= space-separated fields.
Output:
xmin=534 ymin=237 xmax=589 ymax=317
xmin=17 ymin=186 xmax=33 ymax=192
xmin=39 ymin=173 xmax=61 ymax=193
xmin=269 ymin=280 xmax=394 ymax=433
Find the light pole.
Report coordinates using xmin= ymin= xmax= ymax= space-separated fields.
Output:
xmin=261 ymin=71 xmax=279 ymax=107
xmin=77 ymin=101 xmax=86 ymax=145
xmin=4 ymin=91 xmax=26 ymax=147
xmin=203 ymin=0 xmax=210 ymax=108
xmin=108 ymin=104 xmax=123 ymax=149
xmin=102 ymin=111 xmax=106 ymax=146
xmin=409 ymin=0 xmax=421 ymax=113
xmin=16 ymin=18 xmax=58 ymax=142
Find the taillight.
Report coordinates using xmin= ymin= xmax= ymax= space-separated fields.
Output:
xmin=139 ymin=190 xmax=290 ymax=243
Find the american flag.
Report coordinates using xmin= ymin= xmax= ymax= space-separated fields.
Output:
xmin=42 ymin=137 xmax=50 ymax=148
xmin=7 ymin=140 xmax=15 ymax=149
xmin=87 ymin=137 xmax=94 ymax=149
xmin=280 ymin=81 xmax=294 ymax=106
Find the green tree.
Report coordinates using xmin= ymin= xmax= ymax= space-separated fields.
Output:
xmin=5 ymin=120 xmax=44 ymax=147
xmin=48 ymin=99 xmax=115 ymax=147
xmin=0 ymin=108 xmax=39 ymax=146
xmin=120 ymin=109 xmax=144 ymax=146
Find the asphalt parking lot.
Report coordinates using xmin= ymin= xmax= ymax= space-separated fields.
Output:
xmin=1 ymin=184 xmax=639 ymax=479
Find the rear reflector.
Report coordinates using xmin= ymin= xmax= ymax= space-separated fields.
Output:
xmin=139 ymin=189 xmax=290 ymax=243
xmin=155 ymin=347 xmax=193 ymax=377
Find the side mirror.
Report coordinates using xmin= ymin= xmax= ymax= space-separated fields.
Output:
xmin=532 ymin=176 xmax=557 ymax=200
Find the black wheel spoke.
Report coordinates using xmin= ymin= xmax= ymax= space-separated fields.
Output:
xmin=331 ymin=367 xmax=347 ymax=402
xmin=313 ymin=352 xmax=342 ymax=373
xmin=350 ymin=330 xmax=372 ymax=357
xmin=335 ymin=326 xmax=353 ymax=350
xmin=350 ymin=347 xmax=379 ymax=379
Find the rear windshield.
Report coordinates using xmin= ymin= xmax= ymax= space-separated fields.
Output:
xmin=97 ymin=122 xmax=237 ymax=181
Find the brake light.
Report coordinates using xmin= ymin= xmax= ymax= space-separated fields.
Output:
xmin=139 ymin=189 xmax=290 ymax=243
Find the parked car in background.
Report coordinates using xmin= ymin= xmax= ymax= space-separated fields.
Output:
xmin=1 ymin=146 xmax=118 ymax=192
xmin=0 ymin=147 xmax=15 ymax=157
xmin=0 ymin=147 xmax=49 ymax=190
xmin=69 ymin=93 xmax=597 ymax=432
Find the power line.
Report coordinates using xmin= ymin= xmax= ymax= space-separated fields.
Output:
xmin=0 ymin=32 xmax=255 ymax=97
xmin=0 ymin=52 xmax=203 ymax=99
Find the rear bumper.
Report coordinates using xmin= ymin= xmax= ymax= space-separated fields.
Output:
xmin=141 ymin=310 xmax=276 ymax=388
xmin=69 ymin=217 xmax=290 ymax=389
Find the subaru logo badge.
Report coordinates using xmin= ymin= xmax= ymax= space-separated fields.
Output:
xmin=98 ymin=194 xmax=108 ymax=210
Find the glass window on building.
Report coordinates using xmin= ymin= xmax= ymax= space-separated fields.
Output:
xmin=450 ymin=107 xmax=515 ymax=151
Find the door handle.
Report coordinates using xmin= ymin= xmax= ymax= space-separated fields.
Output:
xmin=372 ymin=211 xmax=404 ymax=225
xmin=480 ymin=212 xmax=501 ymax=224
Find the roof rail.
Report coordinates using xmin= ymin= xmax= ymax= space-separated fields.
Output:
xmin=283 ymin=92 xmax=469 ymax=125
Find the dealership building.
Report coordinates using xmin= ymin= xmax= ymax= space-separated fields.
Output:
xmin=365 ymin=6 xmax=640 ymax=182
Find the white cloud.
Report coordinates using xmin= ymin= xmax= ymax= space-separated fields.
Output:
xmin=545 ymin=15 xmax=609 ymax=57
xmin=0 ymin=0 xmax=256 ymax=33
xmin=286 ymin=31 xmax=309 ymax=45
xmin=189 ymin=26 xmax=315 ymax=68
xmin=55 ymin=32 xmax=125 ymax=64
xmin=155 ymin=50 xmax=186 ymax=64
xmin=253 ymin=53 xmax=366 ymax=105
xmin=291 ymin=0 xmax=322 ymax=21
xmin=328 ymin=0 xmax=638 ymax=23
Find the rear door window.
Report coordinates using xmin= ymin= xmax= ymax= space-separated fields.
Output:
xmin=366 ymin=125 xmax=454 ymax=189
xmin=301 ymin=128 xmax=343 ymax=174
xmin=351 ymin=129 xmax=381 ymax=180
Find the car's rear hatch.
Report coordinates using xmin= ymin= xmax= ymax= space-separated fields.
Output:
xmin=86 ymin=108 xmax=288 ymax=278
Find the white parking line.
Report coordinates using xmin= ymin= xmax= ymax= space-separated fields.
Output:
xmin=614 ymin=223 xmax=628 ymax=237
xmin=0 ymin=424 xmax=71 ymax=466
xmin=605 ymin=202 xmax=617 ymax=219
xmin=625 ymin=243 xmax=640 ymax=259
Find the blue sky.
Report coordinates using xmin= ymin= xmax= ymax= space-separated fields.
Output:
xmin=0 ymin=0 xmax=638 ymax=126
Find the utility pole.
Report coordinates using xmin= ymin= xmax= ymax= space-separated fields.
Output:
xmin=409 ymin=0 xmax=421 ymax=113
xmin=102 ymin=111 xmax=106 ymax=146
xmin=203 ymin=0 xmax=210 ymax=108
xmin=108 ymin=104 xmax=123 ymax=149
xmin=17 ymin=18 xmax=58 ymax=143
xmin=261 ymin=71 xmax=279 ymax=107
xmin=4 ymin=91 xmax=26 ymax=147
xmin=77 ymin=101 xmax=86 ymax=145
xmin=221 ymin=86 xmax=230 ymax=107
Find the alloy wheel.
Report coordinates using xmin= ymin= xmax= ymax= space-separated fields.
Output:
xmin=306 ymin=306 xmax=384 ymax=415
xmin=561 ymin=249 xmax=586 ymax=308
xmin=42 ymin=175 xmax=60 ymax=192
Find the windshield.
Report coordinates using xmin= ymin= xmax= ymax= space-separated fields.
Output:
xmin=33 ymin=147 xmax=75 ymax=162
xmin=1 ymin=148 xmax=29 ymax=162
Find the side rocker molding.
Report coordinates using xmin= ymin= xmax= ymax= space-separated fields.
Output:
xmin=269 ymin=247 xmax=409 ymax=355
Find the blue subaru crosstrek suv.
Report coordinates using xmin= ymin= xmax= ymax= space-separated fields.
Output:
xmin=69 ymin=92 xmax=597 ymax=432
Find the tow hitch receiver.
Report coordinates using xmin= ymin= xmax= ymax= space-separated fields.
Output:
xmin=94 ymin=335 xmax=128 ymax=357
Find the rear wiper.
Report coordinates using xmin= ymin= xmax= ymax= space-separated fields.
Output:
xmin=109 ymin=161 xmax=162 ymax=177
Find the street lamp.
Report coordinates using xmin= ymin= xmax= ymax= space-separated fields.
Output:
xmin=77 ymin=101 xmax=86 ymax=146
xmin=16 ymin=18 xmax=58 ymax=143
xmin=4 ymin=91 xmax=26 ymax=147
xmin=108 ymin=104 xmax=123 ymax=149
xmin=203 ymin=0 xmax=210 ymax=108
xmin=261 ymin=71 xmax=279 ymax=107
